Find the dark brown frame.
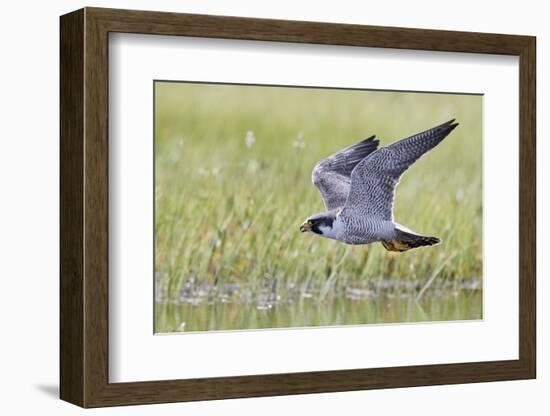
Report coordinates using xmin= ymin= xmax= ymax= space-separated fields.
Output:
xmin=60 ymin=7 xmax=536 ymax=408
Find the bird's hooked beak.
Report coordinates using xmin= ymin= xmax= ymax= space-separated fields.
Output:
xmin=300 ymin=220 xmax=312 ymax=233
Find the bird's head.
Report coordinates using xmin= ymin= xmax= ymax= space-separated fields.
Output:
xmin=299 ymin=211 xmax=338 ymax=238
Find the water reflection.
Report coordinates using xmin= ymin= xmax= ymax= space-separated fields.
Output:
xmin=155 ymin=277 xmax=482 ymax=333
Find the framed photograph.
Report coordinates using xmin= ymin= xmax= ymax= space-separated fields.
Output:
xmin=60 ymin=7 xmax=536 ymax=407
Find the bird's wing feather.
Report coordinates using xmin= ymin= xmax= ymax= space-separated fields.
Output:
xmin=343 ymin=120 xmax=459 ymax=220
xmin=312 ymin=136 xmax=379 ymax=210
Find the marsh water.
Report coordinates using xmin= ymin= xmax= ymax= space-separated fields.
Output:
xmin=155 ymin=278 xmax=482 ymax=333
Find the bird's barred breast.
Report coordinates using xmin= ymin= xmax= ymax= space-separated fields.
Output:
xmin=338 ymin=211 xmax=394 ymax=245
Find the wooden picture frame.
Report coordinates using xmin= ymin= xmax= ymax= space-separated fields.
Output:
xmin=60 ymin=7 xmax=536 ymax=408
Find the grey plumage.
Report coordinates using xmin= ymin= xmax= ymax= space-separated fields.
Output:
xmin=312 ymin=135 xmax=379 ymax=210
xmin=344 ymin=119 xmax=458 ymax=221
xmin=301 ymin=119 xmax=459 ymax=251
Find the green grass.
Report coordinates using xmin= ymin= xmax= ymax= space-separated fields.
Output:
xmin=154 ymin=82 xmax=483 ymax=333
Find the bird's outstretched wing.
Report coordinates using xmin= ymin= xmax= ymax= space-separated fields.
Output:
xmin=312 ymin=136 xmax=379 ymax=210
xmin=343 ymin=119 xmax=459 ymax=220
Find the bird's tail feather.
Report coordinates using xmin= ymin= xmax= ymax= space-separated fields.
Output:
xmin=381 ymin=226 xmax=440 ymax=252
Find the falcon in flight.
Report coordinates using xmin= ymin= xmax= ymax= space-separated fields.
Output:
xmin=299 ymin=119 xmax=459 ymax=252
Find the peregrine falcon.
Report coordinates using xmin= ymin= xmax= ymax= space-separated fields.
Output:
xmin=299 ymin=119 xmax=459 ymax=252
